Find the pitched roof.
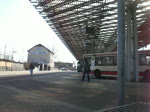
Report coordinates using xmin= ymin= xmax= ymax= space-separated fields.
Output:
xmin=28 ymin=44 xmax=54 ymax=54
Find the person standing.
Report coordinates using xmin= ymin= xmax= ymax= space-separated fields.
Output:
xmin=29 ymin=63 xmax=35 ymax=76
xmin=81 ymin=59 xmax=91 ymax=82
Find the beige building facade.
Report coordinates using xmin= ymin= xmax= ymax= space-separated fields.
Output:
xmin=28 ymin=44 xmax=54 ymax=70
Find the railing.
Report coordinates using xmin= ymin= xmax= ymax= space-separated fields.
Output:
xmin=95 ymin=102 xmax=150 ymax=112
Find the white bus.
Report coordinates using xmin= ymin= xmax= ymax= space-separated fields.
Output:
xmin=83 ymin=50 xmax=150 ymax=80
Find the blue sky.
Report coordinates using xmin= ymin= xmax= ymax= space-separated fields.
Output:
xmin=0 ymin=0 xmax=76 ymax=63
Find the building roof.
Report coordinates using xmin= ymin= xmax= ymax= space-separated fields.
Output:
xmin=28 ymin=44 xmax=54 ymax=54
xmin=30 ymin=0 xmax=150 ymax=60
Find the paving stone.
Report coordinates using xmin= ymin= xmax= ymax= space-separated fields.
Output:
xmin=0 ymin=85 xmax=91 ymax=112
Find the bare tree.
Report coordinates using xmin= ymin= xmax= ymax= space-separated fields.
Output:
xmin=47 ymin=45 xmax=58 ymax=60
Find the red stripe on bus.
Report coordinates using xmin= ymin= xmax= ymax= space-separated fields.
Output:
xmin=139 ymin=72 xmax=144 ymax=76
xmin=138 ymin=50 xmax=150 ymax=54
xmin=101 ymin=71 xmax=117 ymax=75
xmin=101 ymin=71 xmax=144 ymax=76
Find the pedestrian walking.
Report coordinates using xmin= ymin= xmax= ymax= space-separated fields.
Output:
xmin=81 ymin=59 xmax=91 ymax=82
xmin=29 ymin=63 xmax=35 ymax=76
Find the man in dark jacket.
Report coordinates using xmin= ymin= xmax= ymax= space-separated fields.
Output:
xmin=29 ymin=63 xmax=35 ymax=76
xmin=81 ymin=59 xmax=91 ymax=82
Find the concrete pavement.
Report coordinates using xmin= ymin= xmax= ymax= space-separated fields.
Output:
xmin=0 ymin=71 xmax=150 ymax=112
xmin=0 ymin=69 xmax=59 ymax=77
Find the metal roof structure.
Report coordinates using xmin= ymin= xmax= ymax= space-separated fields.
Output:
xmin=30 ymin=0 xmax=150 ymax=60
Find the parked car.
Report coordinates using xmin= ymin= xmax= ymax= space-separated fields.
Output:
xmin=59 ymin=67 xmax=68 ymax=71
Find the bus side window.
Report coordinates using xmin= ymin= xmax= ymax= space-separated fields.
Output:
xmin=98 ymin=60 xmax=102 ymax=65
xmin=114 ymin=56 xmax=117 ymax=65
xmin=95 ymin=57 xmax=103 ymax=66
xmin=96 ymin=56 xmax=115 ymax=66
xmin=140 ymin=54 xmax=146 ymax=65
xmin=105 ymin=56 xmax=111 ymax=65
xmin=98 ymin=57 xmax=103 ymax=65
xmin=106 ymin=57 xmax=109 ymax=65
xmin=102 ymin=57 xmax=106 ymax=65
xmin=108 ymin=56 xmax=114 ymax=65
xmin=146 ymin=55 xmax=150 ymax=65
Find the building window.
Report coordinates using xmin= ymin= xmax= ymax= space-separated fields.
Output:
xmin=38 ymin=52 xmax=47 ymax=54
xmin=36 ymin=47 xmax=41 ymax=50
xmin=43 ymin=59 xmax=48 ymax=63
xmin=32 ymin=52 xmax=38 ymax=54
xmin=31 ymin=59 xmax=35 ymax=62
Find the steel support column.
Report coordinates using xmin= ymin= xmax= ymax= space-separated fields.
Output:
xmin=126 ymin=7 xmax=132 ymax=82
xmin=133 ymin=3 xmax=139 ymax=82
xmin=92 ymin=36 xmax=94 ymax=54
xmin=117 ymin=0 xmax=126 ymax=105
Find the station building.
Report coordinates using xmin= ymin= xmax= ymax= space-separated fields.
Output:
xmin=27 ymin=44 xmax=54 ymax=71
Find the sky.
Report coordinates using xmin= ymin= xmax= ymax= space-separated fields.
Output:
xmin=1 ymin=0 xmax=150 ymax=64
xmin=0 ymin=0 xmax=77 ymax=63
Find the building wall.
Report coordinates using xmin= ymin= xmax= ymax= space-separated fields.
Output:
xmin=0 ymin=61 xmax=25 ymax=71
xmin=28 ymin=46 xmax=50 ymax=64
xmin=50 ymin=54 xmax=54 ymax=67
xmin=28 ymin=45 xmax=54 ymax=68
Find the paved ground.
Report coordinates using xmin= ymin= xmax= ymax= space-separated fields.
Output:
xmin=0 ymin=70 xmax=150 ymax=112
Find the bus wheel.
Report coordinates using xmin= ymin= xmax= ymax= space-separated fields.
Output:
xmin=144 ymin=69 xmax=150 ymax=82
xmin=94 ymin=69 xmax=101 ymax=79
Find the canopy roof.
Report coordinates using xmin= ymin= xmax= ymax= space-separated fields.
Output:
xmin=30 ymin=0 xmax=150 ymax=60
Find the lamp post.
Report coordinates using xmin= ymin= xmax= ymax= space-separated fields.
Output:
xmin=11 ymin=51 xmax=16 ymax=62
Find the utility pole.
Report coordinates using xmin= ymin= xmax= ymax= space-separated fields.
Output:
xmin=11 ymin=47 xmax=16 ymax=62
xmin=11 ymin=48 xmax=14 ymax=62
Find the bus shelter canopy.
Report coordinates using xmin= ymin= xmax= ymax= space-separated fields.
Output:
xmin=30 ymin=0 xmax=150 ymax=60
